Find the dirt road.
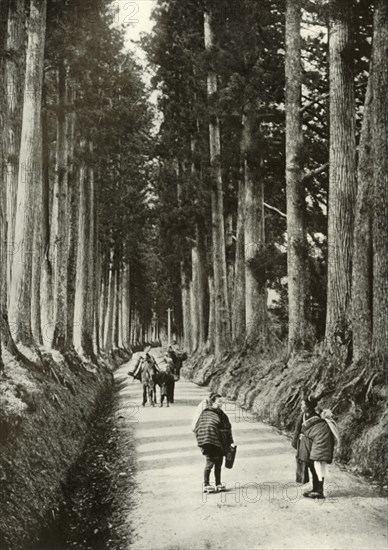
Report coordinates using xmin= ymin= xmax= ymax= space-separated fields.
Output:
xmin=115 ymin=353 xmax=387 ymax=550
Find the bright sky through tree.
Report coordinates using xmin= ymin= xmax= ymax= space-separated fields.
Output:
xmin=112 ymin=0 xmax=160 ymax=122
xmin=113 ymin=1 xmax=156 ymax=67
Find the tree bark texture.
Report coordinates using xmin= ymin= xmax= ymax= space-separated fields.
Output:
xmin=9 ymin=0 xmax=47 ymax=345
xmin=371 ymin=0 xmax=388 ymax=359
xmin=31 ymin=121 xmax=43 ymax=346
xmin=191 ymin=133 xmax=207 ymax=353
xmin=52 ymin=58 xmax=69 ymax=350
xmin=181 ymin=263 xmax=192 ymax=351
xmin=0 ymin=0 xmax=10 ymax=366
xmin=92 ymin=203 xmax=101 ymax=355
xmin=40 ymin=83 xmax=54 ymax=340
xmin=232 ymin=178 xmax=246 ymax=346
xmin=66 ymin=84 xmax=77 ymax=344
xmin=103 ymin=250 xmax=115 ymax=352
xmin=73 ymin=140 xmax=93 ymax=356
xmin=99 ymin=254 xmax=109 ymax=348
xmin=225 ymin=211 xmax=235 ymax=323
xmin=196 ymin=223 xmax=208 ymax=352
xmin=205 ymin=274 xmax=215 ymax=353
xmin=190 ymin=246 xmax=199 ymax=353
xmin=86 ymin=147 xmax=96 ymax=352
xmin=113 ymin=265 xmax=119 ymax=349
xmin=122 ymin=262 xmax=131 ymax=349
xmin=326 ymin=0 xmax=356 ymax=347
xmin=5 ymin=0 xmax=25 ymax=295
xmin=285 ymin=0 xmax=308 ymax=353
xmin=204 ymin=7 xmax=231 ymax=358
xmin=352 ymin=72 xmax=373 ymax=361
xmin=242 ymin=106 xmax=267 ymax=346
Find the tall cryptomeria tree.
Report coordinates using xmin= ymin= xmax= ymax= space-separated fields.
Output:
xmin=285 ymin=0 xmax=308 ymax=354
xmin=9 ymin=0 xmax=47 ymax=346
xmin=371 ymin=0 xmax=388 ymax=360
xmin=325 ymin=0 xmax=356 ymax=350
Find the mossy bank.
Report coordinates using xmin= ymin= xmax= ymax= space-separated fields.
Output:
xmin=0 ymin=347 xmax=128 ymax=550
xmin=183 ymin=348 xmax=388 ymax=486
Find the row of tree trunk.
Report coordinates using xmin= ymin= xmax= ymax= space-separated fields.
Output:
xmin=285 ymin=0 xmax=387 ymax=361
xmin=180 ymin=0 xmax=387 ymax=365
xmin=180 ymin=7 xmax=269 ymax=360
xmin=0 ymin=0 xmax=157 ymax=368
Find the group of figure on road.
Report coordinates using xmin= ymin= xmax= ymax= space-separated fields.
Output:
xmin=191 ymin=390 xmax=339 ymax=499
xmin=130 ymin=347 xmax=339 ymax=499
xmin=129 ymin=343 xmax=187 ymax=408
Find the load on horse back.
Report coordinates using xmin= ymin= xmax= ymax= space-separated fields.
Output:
xmin=127 ymin=350 xmax=159 ymax=407
xmin=127 ymin=346 xmax=187 ymax=407
xmin=167 ymin=344 xmax=188 ymax=382
xmin=127 ymin=353 xmax=146 ymax=382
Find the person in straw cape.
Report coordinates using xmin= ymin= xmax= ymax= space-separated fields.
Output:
xmin=292 ymin=392 xmax=339 ymax=499
xmin=193 ymin=393 xmax=234 ymax=494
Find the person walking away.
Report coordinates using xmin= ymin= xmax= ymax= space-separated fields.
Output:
xmin=168 ymin=344 xmax=185 ymax=381
xmin=141 ymin=356 xmax=155 ymax=407
xmin=191 ymin=393 xmax=216 ymax=432
xmin=164 ymin=355 xmax=176 ymax=403
xmin=292 ymin=394 xmax=336 ymax=499
xmin=159 ymin=360 xmax=173 ymax=407
xmin=146 ymin=352 xmax=159 ymax=404
xmin=194 ymin=393 xmax=234 ymax=493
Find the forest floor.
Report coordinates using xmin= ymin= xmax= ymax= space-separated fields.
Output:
xmin=113 ymin=350 xmax=387 ymax=550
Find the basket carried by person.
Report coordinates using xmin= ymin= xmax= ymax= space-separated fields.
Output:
xmin=127 ymin=355 xmax=144 ymax=381
xmin=225 ymin=444 xmax=237 ymax=469
xmin=219 ymin=427 xmax=236 ymax=469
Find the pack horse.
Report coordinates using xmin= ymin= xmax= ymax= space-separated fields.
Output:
xmin=128 ymin=348 xmax=187 ymax=407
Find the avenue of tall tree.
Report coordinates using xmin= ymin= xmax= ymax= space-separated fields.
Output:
xmin=0 ymin=0 xmax=386 ymax=370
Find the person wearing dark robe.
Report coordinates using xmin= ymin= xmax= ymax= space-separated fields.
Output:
xmin=194 ymin=393 xmax=233 ymax=493
xmin=292 ymin=394 xmax=336 ymax=499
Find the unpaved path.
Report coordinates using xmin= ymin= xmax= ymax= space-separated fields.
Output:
xmin=115 ymin=352 xmax=387 ymax=550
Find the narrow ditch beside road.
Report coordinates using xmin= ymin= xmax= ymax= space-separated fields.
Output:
xmin=37 ymin=381 xmax=138 ymax=550
xmin=39 ymin=350 xmax=387 ymax=550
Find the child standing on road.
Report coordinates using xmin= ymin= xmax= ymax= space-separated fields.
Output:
xmin=292 ymin=394 xmax=337 ymax=499
xmin=159 ymin=360 xmax=173 ymax=407
xmin=194 ymin=393 xmax=234 ymax=493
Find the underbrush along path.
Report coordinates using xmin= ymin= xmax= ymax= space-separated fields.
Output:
xmin=116 ymin=352 xmax=387 ymax=550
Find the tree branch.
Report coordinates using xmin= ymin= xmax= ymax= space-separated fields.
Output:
xmin=301 ymin=0 xmax=329 ymax=21
xmin=303 ymin=162 xmax=329 ymax=181
xmin=264 ymin=202 xmax=287 ymax=219
xmin=301 ymin=82 xmax=366 ymax=115
xmin=300 ymin=92 xmax=329 ymax=114
xmin=303 ymin=119 xmax=327 ymax=140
